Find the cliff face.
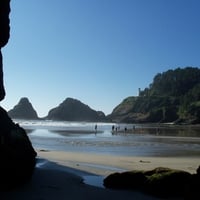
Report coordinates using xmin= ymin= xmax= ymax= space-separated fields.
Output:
xmin=8 ymin=97 xmax=39 ymax=119
xmin=107 ymin=96 xmax=149 ymax=123
xmin=46 ymin=98 xmax=106 ymax=121
xmin=108 ymin=96 xmax=178 ymax=123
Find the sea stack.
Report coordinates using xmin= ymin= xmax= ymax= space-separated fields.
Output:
xmin=8 ymin=97 xmax=39 ymax=119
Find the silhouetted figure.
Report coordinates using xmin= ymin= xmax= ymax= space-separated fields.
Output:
xmin=95 ymin=124 xmax=97 ymax=133
xmin=112 ymin=125 xmax=115 ymax=131
xmin=0 ymin=0 xmax=10 ymax=101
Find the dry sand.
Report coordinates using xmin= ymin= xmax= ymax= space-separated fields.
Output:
xmin=37 ymin=150 xmax=200 ymax=176
xmin=0 ymin=150 xmax=199 ymax=200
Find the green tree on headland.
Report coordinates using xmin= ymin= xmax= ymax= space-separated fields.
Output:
xmin=109 ymin=67 xmax=200 ymax=124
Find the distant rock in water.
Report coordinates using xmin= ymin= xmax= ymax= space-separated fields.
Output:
xmin=46 ymin=97 xmax=106 ymax=121
xmin=8 ymin=97 xmax=39 ymax=119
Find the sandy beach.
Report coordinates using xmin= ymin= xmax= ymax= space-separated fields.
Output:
xmin=1 ymin=150 xmax=199 ymax=200
xmin=37 ymin=150 xmax=199 ymax=176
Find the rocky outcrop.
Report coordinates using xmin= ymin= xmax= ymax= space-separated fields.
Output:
xmin=8 ymin=97 xmax=39 ymax=119
xmin=104 ymin=166 xmax=200 ymax=199
xmin=0 ymin=0 xmax=11 ymax=101
xmin=0 ymin=1 xmax=37 ymax=190
xmin=0 ymin=0 xmax=10 ymax=48
xmin=107 ymin=96 xmax=141 ymax=123
xmin=46 ymin=98 xmax=106 ymax=121
xmin=0 ymin=106 xmax=37 ymax=190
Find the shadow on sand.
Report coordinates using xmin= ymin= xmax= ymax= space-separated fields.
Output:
xmin=0 ymin=158 xmax=164 ymax=200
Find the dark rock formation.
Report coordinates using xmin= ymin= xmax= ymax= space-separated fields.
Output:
xmin=0 ymin=0 xmax=10 ymax=101
xmin=8 ymin=97 xmax=39 ymax=119
xmin=104 ymin=167 xmax=200 ymax=198
xmin=185 ymin=166 xmax=200 ymax=200
xmin=0 ymin=1 xmax=37 ymax=191
xmin=104 ymin=171 xmax=147 ymax=190
xmin=0 ymin=106 xmax=37 ymax=190
xmin=46 ymin=97 xmax=106 ymax=121
xmin=0 ymin=0 xmax=10 ymax=47
xmin=96 ymin=111 xmax=106 ymax=120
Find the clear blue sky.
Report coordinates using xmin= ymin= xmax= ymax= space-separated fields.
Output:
xmin=1 ymin=0 xmax=200 ymax=117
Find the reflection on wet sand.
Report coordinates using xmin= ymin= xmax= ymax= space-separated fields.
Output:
xmin=49 ymin=129 xmax=103 ymax=136
xmin=112 ymin=124 xmax=200 ymax=137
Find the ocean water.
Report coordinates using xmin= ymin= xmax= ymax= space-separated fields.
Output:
xmin=15 ymin=119 xmax=200 ymax=157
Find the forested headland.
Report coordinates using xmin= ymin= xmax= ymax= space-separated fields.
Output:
xmin=109 ymin=67 xmax=200 ymax=124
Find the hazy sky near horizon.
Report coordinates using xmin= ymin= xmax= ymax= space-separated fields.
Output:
xmin=1 ymin=0 xmax=200 ymax=117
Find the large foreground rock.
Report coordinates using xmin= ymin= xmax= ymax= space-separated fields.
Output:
xmin=104 ymin=166 xmax=200 ymax=199
xmin=0 ymin=107 xmax=37 ymax=190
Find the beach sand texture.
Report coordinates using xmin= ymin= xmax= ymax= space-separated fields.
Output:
xmin=38 ymin=150 xmax=199 ymax=176
xmin=1 ymin=150 xmax=199 ymax=200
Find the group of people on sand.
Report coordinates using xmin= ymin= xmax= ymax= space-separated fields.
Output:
xmin=112 ymin=125 xmax=124 ymax=133
xmin=112 ymin=125 xmax=136 ymax=134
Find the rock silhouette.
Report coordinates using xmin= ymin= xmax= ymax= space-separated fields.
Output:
xmin=46 ymin=97 xmax=106 ymax=121
xmin=0 ymin=1 xmax=37 ymax=190
xmin=8 ymin=97 xmax=39 ymax=119
xmin=0 ymin=0 xmax=10 ymax=100
xmin=0 ymin=106 xmax=37 ymax=190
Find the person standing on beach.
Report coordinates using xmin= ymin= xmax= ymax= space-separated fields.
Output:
xmin=95 ymin=124 xmax=97 ymax=133
xmin=0 ymin=0 xmax=11 ymax=101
